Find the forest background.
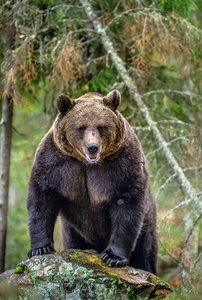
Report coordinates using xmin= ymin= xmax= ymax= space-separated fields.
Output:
xmin=0 ymin=0 xmax=201 ymax=298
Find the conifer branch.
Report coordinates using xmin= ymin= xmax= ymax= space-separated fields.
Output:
xmin=27 ymin=4 xmax=82 ymax=26
xmin=104 ymin=8 xmax=183 ymax=31
xmin=80 ymin=0 xmax=201 ymax=284
xmin=80 ymin=0 xmax=199 ymax=202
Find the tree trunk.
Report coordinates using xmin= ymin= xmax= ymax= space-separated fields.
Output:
xmin=0 ymin=18 xmax=15 ymax=274
xmin=80 ymin=0 xmax=201 ymax=285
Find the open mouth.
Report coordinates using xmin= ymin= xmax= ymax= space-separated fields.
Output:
xmin=85 ymin=153 xmax=100 ymax=163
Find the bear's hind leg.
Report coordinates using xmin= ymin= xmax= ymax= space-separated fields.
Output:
xmin=130 ymin=231 xmax=158 ymax=275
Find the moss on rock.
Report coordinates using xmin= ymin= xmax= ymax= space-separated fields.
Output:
xmin=13 ymin=266 xmax=25 ymax=275
xmin=0 ymin=250 xmax=172 ymax=299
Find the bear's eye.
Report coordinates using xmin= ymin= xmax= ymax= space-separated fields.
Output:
xmin=78 ymin=126 xmax=86 ymax=134
xmin=98 ymin=125 xmax=107 ymax=132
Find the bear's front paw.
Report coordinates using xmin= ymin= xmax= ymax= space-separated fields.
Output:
xmin=28 ymin=246 xmax=55 ymax=259
xmin=101 ymin=247 xmax=128 ymax=267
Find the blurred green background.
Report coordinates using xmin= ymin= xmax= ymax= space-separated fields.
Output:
xmin=0 ymin=0 xmax=201 ymax=298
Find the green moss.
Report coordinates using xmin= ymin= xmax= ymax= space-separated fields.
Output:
xmin=13 ymin=266 xmax=25 ymax=274
xmin=89 ymin=274 xmax=106 ymax=278
xmin=147 ymin=276 xmax=161 ymax=284
xmin=109 ymin=273 xmax=117 ymax=278
xmin=154 ymin=290 xmax=160 ymax=296
xmin=109 ymin=274 xmax=118 ymax=281
xmin=147 ymin=275 xmax=168 ymax=285
xmin=89 ymin=272 xmax=117 ymax=280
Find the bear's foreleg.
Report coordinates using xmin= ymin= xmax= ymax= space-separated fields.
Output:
xmin=101 ymin=198 xmax=145 ymax=267
xmin=27 ymin=186 xmax=60 ymax=258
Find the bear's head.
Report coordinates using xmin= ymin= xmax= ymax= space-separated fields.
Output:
xmin=53 ymin=90 xmax=126 ymax=163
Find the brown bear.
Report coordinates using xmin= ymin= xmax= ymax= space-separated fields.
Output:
xmin=27 ymin=90 xmax=158 ymax=274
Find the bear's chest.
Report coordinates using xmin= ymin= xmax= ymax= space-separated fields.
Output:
xmin=59 ymin=159 xmax=122 ymax=204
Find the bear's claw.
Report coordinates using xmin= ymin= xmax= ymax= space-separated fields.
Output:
xmin=101 ymin=249 xmax=128 ymax=267
xmin=28 ymin=246 xmax=55 ymax=259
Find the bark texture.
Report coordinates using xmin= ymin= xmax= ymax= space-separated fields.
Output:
xmin=0 ymin=18 xmax=15 ymax=273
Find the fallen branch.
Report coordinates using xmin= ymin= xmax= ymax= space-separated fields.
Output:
xmin=158 ymin=198 xmax=198 ymax=225
xmin=104 ymin=8 xmax=187 ymax=31
xmin=81 ymin=0 xmax=196 ymax=197
xmin=194 ymin=252 xmax=202 ymax=267
xmin=156 ymin=119 xmax=193 ymax=127
xmin=146 ymin=134 xmax=202 ymax=158
xmin=156 ymin=167 xmax=202 ymax=200
xmin=80 ymin=0 xmax=201 ymax=284
xmin=184 ymin=213 xmax=202 ymax=250
xmin=143 ymin=89 xmax=201 ymax=100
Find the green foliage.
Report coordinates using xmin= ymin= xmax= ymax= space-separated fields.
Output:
xmin=72 ymin=68 xmax=118 ymax=98
xmin=0 ymin=0 xmax=201 ymax=292
xmin=165 ymin=283 xmax=202 ymax=299
xmin=6 ymin=98 xmax=51 ymax=270
xmin=156 ymin=0 xmax=198 ymax=19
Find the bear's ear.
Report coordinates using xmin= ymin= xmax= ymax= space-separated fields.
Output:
xmin=103 ymin=90 xmax=121 ymax=110
xmin=57 ymin=94 xmax=75 ymax=114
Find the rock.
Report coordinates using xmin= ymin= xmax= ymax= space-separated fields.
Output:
xmin=0 ymin=249 xmax=172 ymax=299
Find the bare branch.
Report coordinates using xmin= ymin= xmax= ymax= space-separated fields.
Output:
xmin=156 ymin=120 xmax=193 ymax=127
xmin=184 ymin=213 xmax=202 ymax=250
xmin=112 ymin=0 xmax=122 ymax=14
xmin=85 ymin=54 xmax=108 ymax=67
xmin=146 ymin=134 xmax=202 ymax=158
xmin=154 ymin=163 xmax=170 ymax=187
xmin=156 ymin=173 xmax=177 ymax=200
xmin=159 ymin=198 xmax=198 ymax=225
xmin=167 ymin=134 xmax=202 ymax=145
xmin=80 ymin=0 xmax=201 ymax=284
xmin=156 ymin=167 xmax=202 ymax=200
xmin=104 ymin=8 xmax=184 ymax=31
xmin=12 ymin=126 xmax=26 ymax=137
xmin=158 ymin=238 xmax=180 ymax=264
xmin=194 ymin=252 xmax=202 ymax=267
xmin=81 ymin=0 xmax=199 ymax=198
xmin=143 ymin=89 xmax=201 ymax=99
xmin=146 ymin=145 xmax=163 ymax=158
xmin=142 ymin=15 xmax=147 ymax=52
xmin=132 ymin=126 xmax=151 ymax=131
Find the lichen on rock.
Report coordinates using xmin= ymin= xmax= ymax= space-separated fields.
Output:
xmin=0 ymin=249 xmax=172 ymax=299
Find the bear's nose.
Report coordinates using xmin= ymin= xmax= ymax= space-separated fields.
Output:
xmin=87 ymin=143 xmax=99 ymax=154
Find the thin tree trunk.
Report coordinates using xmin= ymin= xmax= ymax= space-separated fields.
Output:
xmin=80 ymin=0 xmax=201 ymax=285
xmin=0 ymin=18 xmax=15 ymax=274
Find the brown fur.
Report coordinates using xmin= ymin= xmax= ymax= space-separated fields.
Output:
xmin=53 ymin=91 xmax=126 ymax=161
xmin=27 ymin=90 xmax=158 ymax=274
